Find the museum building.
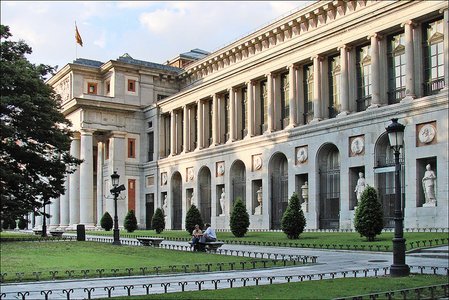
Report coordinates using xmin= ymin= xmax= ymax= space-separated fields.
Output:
xmin=44 ymin=0 xmax=448 ymax=231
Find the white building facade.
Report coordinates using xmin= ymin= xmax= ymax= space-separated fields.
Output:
xmin=46 ymin=0 xmax=448 ymax=231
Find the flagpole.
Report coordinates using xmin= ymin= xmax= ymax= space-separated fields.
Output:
xmin=75 ymin=21 xmax=77 ymax=60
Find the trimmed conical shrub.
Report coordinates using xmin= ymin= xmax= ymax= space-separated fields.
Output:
xmin=230 ymin=198 xmax=250 ymax=237
xmin=18 ymin=218 xmax=28 ymax=230
xmin=124 ymin=210 xmax=138 ymax=232
xmin=185 ymin=204 xmax=203 ymax=234
xmin=281 ymin=192 xmax=306 ymax=239
xmin=152 ymin=208 xmax=165 ymax=234
xmin=100 ymin=212 xmax=113 ymax=231
xmin=354 ymin=186 xmax=384 ymax=241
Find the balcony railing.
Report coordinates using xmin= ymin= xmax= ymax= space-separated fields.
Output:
xmin=387 ymin=87 xmax=405 ymax=104
xmin=423 ymin=78 xmax=445 ymax=96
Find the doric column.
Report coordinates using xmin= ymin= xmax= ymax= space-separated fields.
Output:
xmin=183 ymin=105 xmax=189 ymax=152
xmin=229 ymin=88 xmax=236 ymax=141
xmin=266 ymin=73 xmax=274 ymax=132
xmin=312 ymin=55 xmax=322 ymax=121
xmin=197 ymin=100 xmax=203 ymax=149
xmin=170 ymin=111 xmax=175 ymax=155
xmin=69 ymin=133 xmax=80 ymax=227
xmin=402 ymin=20 xmax=416 ymax=100
xmin=212 ymin=95 xmax=218 ymax=145
xmin=80 ymin=129 xmax=95 ymax=227
xmin=96 ymin=141 xmax=104 ymax=227
xmin=442 ymin=8 xmax=449 ymax=90
xmin=58 ymin=175 xmax=70 ymax=229
xmin=288 ymin=64 xmax=297 ymax=127
xmin=49 ymin=196 xmax=60 ymax=229
xmin=246 ymin=81 xmax=254 ymax=137
xmin=369 ymin=33 xmax=381 ymax=107
xmin=338 ymin=45 xmax=350 ymax=116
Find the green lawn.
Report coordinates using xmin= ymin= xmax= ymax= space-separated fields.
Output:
xmin=0 ymin=241 xmax=303 ymax=282
xmin=110 ymin=275 xmax=448 ymax=299
xmin=81 ymin=230 xmax=448 ymax=252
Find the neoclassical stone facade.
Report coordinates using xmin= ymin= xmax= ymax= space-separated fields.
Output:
xmin=44 ymin=0 xmax=448 ymax=231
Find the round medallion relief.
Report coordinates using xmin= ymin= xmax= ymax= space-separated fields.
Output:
xmin=296 ymin=147 xmax=308 ymax=163
xmin=351 ymin=137 xmax=365 ymax=155
xmin=217 ymin=163 xmax=225 ymax=175
xmin=418 ymin=124 xmax=436 ymax=144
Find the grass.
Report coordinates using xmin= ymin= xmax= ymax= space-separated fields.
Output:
xmin=79 ymin=230 xmax=448 ymax=252
xmin=109 ymin=275 xmax=448 ymax=299
xmin=0 ymin=241 xmax=305 ymax=282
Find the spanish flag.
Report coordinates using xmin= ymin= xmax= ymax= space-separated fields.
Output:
xmin=75 ymin=23 xmax=83 ymax=47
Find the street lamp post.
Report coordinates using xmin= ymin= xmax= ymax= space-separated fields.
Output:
xmin=385 ymin=118 xmax=410 ymax=277
xmin=41 ymin=199 xmax=47 ymax=238
xmin=110 ymin=171 xmax=126 ymax=245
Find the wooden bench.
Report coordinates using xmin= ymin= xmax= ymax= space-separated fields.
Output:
xmin=50 ymin=231 xmax=64 ymax=237
xmin=137 ymin=237 xmax=164 ymax=247
xmin=189 ymin=241 xmax=224 ymax=252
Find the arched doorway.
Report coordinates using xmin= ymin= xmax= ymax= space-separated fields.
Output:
xmin=171 ymin=172 xmax=182 ymax=230
xmin=198 ymin=167 xmax=211 ymax=224
xmin=269 ymin=152 xmax=288 ymax=229
xmin=375 ymin=133 xmax=405 ymax=228
xmin=318 ymin=144 xmax=340 ymax=229
xmin=231 ymin=160 xmax=246 ymax=207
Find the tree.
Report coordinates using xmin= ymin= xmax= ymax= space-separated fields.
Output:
xmin=185 ymin=204 xmax=203 ymax=234
xmin=100 ymin=212 xmax=113 ymax=231
xmin=124 ymin=210 xmax=138 ymax=232
xmin=281 ymin=192 xmax=306 ymax=239
xmin=0 ymin=25 xmax=81 ymax=222
xmin=152 ymin=208 xmax=165 ymax=234
xmin=230 ymin=198 xmax=250 ymax=237
xmin=354 ymin=186 xmax=384 ymax=241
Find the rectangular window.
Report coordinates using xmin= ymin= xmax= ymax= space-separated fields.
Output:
xmin=242 ymin=88 xmax=248 ymax=137
xmin=106 ymin=81 xmax=111 ymax=95
xmin=87 ymin=82 xmax=97 ymax=94
xmin=105 ymin=140 xmax=110 ymax=160
xmin=423 ymin=18 xmax=445 ymax=95
xmin=128 ymin=79 xmax=136 ymax=92
xmin=303 ymin=64 xmax=314 ymax=124
xmin=260 ymin=80 xmax=267 ymax=132
xmin=356 ymin=44 xmax=372 ymax=111
xmin=128 ymin=138 xmax=136 ymax=158
xmin=224 ymin=94 xmax=230 ymax=141
xmin=147 ymin=132 xmax=154 ymax=162
xmin=280 ymin=73 xmax=289 ymax=128
xmin=328 ymin=55 xmax=341 ymax=118
xmin=387 ymin=32 xmax=406 ymax=104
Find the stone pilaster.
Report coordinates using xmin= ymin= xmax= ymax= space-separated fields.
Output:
xmin=312 ymin=55 xmax=322 ymax=122
xmin=212 ymin=95 xmax=218 ymax=145
xmin=58 ymin=175 xmax=70 ymax=229
xmin=288 ymin=64 xmax=298 ymax=127
xmin=96 ymin=141 xmax=104 ymax=227
xmin=338 ymin=45 xmax=350 ymax=116
xmin=170 ymin=111 xmax=175 ymax=155
xmin=79 ymin=129 xmax=95 ymax=228
xmin=229 ymin=88 xmax=235 ymax=142
xmin=369 ymin=33 xmax=381 ymax=108
xmin=402 ymin=20 xmax=416 ymax=101
xmin=266 ymin=73 xmax=274 ymax=132
xmin=246 ymin=81 xmax=254 ymax=137
xmin=197 ymin=100 xmax=204 ymax=149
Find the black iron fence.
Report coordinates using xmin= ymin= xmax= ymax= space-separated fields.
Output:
xmin=1 ymin=266 xmax=447 ymax=300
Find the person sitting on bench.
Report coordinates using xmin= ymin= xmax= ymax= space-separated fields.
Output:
xmin=191 ymin=224 xmax=203 ymax=251
xmin=199 ymin=223 xmax=216 ymax=251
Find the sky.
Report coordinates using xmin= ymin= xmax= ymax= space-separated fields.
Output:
xmin=1 ymin=1 xmax=314 ymax=72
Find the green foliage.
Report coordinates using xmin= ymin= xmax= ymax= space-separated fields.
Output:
xmin=185 ymin=204 xmax=203 ymax=234
xmin=1 ymin=217 xmax=16 ymax=230
xmin=281 ymin=192 xmax=306 ymax=239
xmin=0 ymin=25 xmax=82 ymax=221
xmin=152 ymin=208 xmax=165 ymax=234
xmin=17 ymin=218 xmax=28 ymax=230
xmin=100 ymin=212 xmax=113 ymax=231
xmin=124 ymin=210 xmax=138 ymax=232
xmin=230 ymin=198 xmax=250 ymax=237
xmin=354 ymin=186 xmax=384 ymax=241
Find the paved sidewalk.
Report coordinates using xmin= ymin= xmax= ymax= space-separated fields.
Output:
xmin=1 ymin=237 xmax=447 ymax=299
